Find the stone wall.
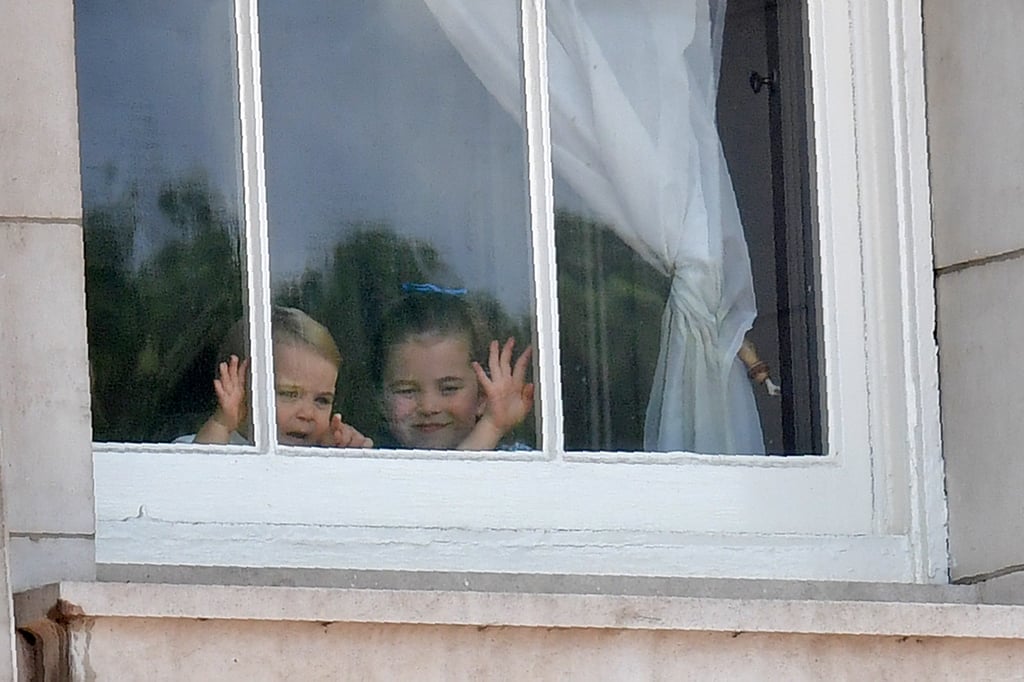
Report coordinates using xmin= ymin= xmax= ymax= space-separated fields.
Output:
xmin=0 ymin=0 xmax=96 ymax=593
xmin=924 ymin=0 xmax=1024 ymax=581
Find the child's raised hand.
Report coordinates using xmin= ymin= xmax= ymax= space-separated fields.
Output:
xmin=467 ymin=338 xmax=535 ymax=447
xmin=322 ymin=413 xmax=374 ymax=449
xmin=194 ymin=355 xmax=249 ymax=444
xmin=212 ymin=355 xmax=249 ymax=432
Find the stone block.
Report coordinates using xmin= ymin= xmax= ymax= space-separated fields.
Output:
xmin=0 ymin=223 xmax=94 ymax=536
xmin=0 ymin=0 xmax=82 ymax=220
xmin=937 ymin=255 xmax=1024 ymax=579
xmin=924 ymin=1 xmax=1024 ymax=267
xmin=6 ymin=537 xmax=94 ymax=593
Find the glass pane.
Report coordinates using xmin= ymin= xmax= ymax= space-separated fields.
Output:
xmin=259 ymin=0 xmax=537 ymax=450
xmin=550 ymin=0 xmax=824 ymax=455
xmin=76 ymin=0 xmax=248 ymax=443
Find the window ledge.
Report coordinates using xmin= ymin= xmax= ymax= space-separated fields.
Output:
xmin=14 ymin=568 xmax=1024 ymax=641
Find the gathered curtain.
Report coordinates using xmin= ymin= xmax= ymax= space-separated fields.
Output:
xmin=423 ymin=0 xmax=763 ymax=454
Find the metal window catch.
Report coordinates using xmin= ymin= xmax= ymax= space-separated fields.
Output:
xmin=749 ymin=69 xmax=778 ymax=94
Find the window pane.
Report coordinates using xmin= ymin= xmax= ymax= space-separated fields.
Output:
xmin=718 ymin=0 xmax=824 ymax=455
xmin=550 ymin=0 xmax=824 ymax=455
xmin=76 ymin=0 xmax=248 ymax=443
xmin=259 ymin=0 xmax=537 ymax=449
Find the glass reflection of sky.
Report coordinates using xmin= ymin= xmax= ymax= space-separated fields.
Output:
xmin=78 ymin=0 xmax=533 ymax=316
xmin=259 ymin=0 xmax=533 ymax=315
xmin=76 ymin=0 xmax=243 ymax=261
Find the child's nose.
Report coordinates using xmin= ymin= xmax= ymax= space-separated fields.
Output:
xmin=418 ymin=391 xmax=443 ymax=414
xmin=295 ymin=398 xmax=317 ymax=420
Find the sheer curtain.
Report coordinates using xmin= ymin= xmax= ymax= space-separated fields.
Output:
xmin=423 ymin=0 xmax=763 ymax=454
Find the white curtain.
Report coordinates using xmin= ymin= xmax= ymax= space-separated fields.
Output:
xmin=423 ymin=0 xmax=764 ymax=454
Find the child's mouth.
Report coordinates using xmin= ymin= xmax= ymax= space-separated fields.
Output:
xmin=415 ymin=423 xmax=448 ymax=433
xmin=280 ymin=431 xmax=310 ymax=444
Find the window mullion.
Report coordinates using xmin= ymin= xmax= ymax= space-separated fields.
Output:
xmin=235 ymin=0 xmax=276 ymax=453
xmin=521 ymin=0 xmax=564 ymax=457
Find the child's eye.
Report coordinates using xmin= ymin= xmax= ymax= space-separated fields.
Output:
xmin=276 ymin=389 xmax=300 ymax=401
xmin=390 ymin=386 xmax=417 ymax=397
xmin=314 ymin=396 xmax=333 ymax=408
xmin=440 ymin=383 xmax=463 ymax=395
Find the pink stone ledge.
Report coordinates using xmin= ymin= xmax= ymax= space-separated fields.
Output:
xmin=14 ymin=581 xmax=1024 ymax=640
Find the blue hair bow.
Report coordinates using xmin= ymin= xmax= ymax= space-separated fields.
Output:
xmin=401 ymin=282 xmax=467 ymax=296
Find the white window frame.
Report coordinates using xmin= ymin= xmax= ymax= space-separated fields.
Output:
xmin=93 ymin=0 xmax=946 ymax=583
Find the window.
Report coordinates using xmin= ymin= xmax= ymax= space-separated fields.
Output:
xmin=84 ymin=0 xmax=945 ymax=582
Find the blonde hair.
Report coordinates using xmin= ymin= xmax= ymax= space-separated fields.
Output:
xmin=216 ymin=307 xmax=342 ymax=371
xmin=271 ymin=306 xmax=342 ymax=368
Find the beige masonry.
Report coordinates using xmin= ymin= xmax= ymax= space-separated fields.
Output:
xmin=0 ymin=0 xmax=96 ymax=595
xmin=23 ymin=616 xmax=1024 ymax=681
xmin=10 ymin=579 xmax=1024 ymax=681
xmin=924 ymin=0 xmax=1024 ymax=581
xmin=0 ymin=459 xmax=14 ymax=681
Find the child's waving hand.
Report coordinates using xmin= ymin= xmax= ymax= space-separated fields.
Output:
xmin=195 ymin=355 xmax=249 ymax=444
xmin=460 ymin=338 xmax=534 ymax=450
xmin=213 ymin=355 xmax=249 ymax=430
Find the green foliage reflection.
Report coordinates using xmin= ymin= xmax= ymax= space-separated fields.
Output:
xmin=85 ymin=178 xmax=666 ymax=450
xmin=275 ymin=224 xmax=532 ymax=445
xmin=85 ymin=176 xmax=245 ymax=442
xmin=555 ymin=210 xmax=667 ymax=451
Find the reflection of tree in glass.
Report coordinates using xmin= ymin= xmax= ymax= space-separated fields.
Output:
xmin=555 ymin=210 xmax=668 ymax=451
xmin=85 ymin=175 xmax=244 ymax=442
xmin=274 ymin=225 xmax=534 ymax=446
xmin=85 ymin=185 xmax=660 ymax=449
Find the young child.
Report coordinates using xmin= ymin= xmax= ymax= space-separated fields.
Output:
xmin=190 ymin=306 xmax=373 ymax=448
xmin=374 ymin=288 xmax=534 ymax=450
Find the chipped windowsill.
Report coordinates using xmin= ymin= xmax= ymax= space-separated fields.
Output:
xmin=12 ymin=567 xmax=1024 ymax=640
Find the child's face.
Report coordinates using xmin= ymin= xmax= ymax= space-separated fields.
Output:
xmin=274 ymin=342 xmax=337 ymax=445
xmin=383 ymin=333 xmax=484 ymax=449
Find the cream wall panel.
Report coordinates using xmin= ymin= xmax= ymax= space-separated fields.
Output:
xmin=0 ymin=223 xmax=94 ymax=538
xmin=0 ymin=454 xmax=15 ymax=680
xmin=7 ymin=537 xmax=94 ymax=592
xmin=0 ymin=0 xmax=82 ymax=220
xmin=924 ymin=0 xmax=1024 ymax=268
xmin=937 ymin=254 xmax=1024 ymax=579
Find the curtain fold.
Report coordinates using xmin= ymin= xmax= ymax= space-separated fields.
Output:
xmin=423 ymin=0 xmax=763 ymax=454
